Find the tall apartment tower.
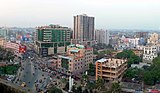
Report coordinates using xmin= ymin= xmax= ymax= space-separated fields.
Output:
xmin=95 ymin=29 xmax=109 ymax=45
xmin=73 ymin=14 xmax=95 ymax=45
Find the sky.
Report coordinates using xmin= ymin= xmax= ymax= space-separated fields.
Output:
xmin=0 ymin=0 xmax=160 ymax=30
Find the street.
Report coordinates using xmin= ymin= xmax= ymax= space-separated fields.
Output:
xmin=14 ymin=50 xmax=51 ymax=92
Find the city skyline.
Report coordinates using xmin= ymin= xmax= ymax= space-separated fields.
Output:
xmin=0 ymin=0 xmax=160 ymax=30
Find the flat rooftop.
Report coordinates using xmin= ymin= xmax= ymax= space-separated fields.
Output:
xmin=96 ymin=58 xmax=126 ymax=68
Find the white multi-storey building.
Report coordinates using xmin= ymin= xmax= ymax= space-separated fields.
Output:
xmin=143 ymin=45 xmax=157 ymax=63
xmin=128 ymin=38 xmax=140 ymax=48
xmin=95 ymin=29 xmax=109 ymax=45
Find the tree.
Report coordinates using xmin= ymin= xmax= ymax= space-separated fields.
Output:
xmin=76 ymin=86 xmax=82 ymax=93
xmin=110 ymin=82 xmax=121 ymax=93
xmin=64 ymin=82 xmax=69 ymax=91
xmin=88 ymin=63 xmax=95 ymax=76
xmin=83 ymin=89 xmax=89 ymax=93
xmin=142 ymin=56 xmax=160 ymax=85
xmin=71 ymin=85 xmax=76 ymax=93
xmin=96 ymin=78 xmax=105 ymax=90
xmin=144 ymin=71 xmax=155 ymax=85
xmin=49 ymin=86 xmax=63 ymax=93
xmin=116 ymin=50 xmax=142 ymax=67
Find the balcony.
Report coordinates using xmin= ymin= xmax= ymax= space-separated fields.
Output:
xmin=102 ymin=74 xmax=117 ymax=78
xmin=102 ymin=69 xmax=117 ymax=73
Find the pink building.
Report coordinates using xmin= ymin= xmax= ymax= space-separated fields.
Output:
xmin=4 ymin=41 xmax=20 ymax=53
xmin=50 ymin=44 xmax=93 ymax=75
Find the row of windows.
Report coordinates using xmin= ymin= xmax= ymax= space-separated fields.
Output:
xmin=75 ymin=58 xmax=84 ymax=62
xmin=85 ymin=59 xmax=92 ymax=62
xmin=85 ymin=52 xmax=92 ymax=55
xmin=85 ymin=56 xmax=92 ymax=59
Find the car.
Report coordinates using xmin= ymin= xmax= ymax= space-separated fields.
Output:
xmin=21 ymin=82 xmax=26 ymax=87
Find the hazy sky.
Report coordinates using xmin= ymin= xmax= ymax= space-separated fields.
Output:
xmin=0 ymin=0 xmax=160 ymax=29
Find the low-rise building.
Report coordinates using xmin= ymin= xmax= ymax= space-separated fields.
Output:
xmin=4 ymin=41 xmax=20 ymax=53
xmin=131 ymin=63 xmax=151 ymax=69
xmin=143 ymin=44 xmax=157 ymax=63
xmin=132 ymin=49 xmax=143 ymax=57
xmin=3 ymin=41 xmax=26 ymax=54
xmin=147 ymin=33 xmax=159 ymax=44
xmin=96 ymin=58 xmax=127 ymax=81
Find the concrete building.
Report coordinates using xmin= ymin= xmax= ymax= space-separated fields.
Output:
xmin=128 ymin=38 xmax=140 ymax=48
xmin=4 ymin=41 xmax=20 ymax=54
xmin=135 ymin=32 xmax=148 ymax=38
xmin=51 ymin=44 xmax=93 ymax=75
xmin=34 ymin=24 xmax=71 ymax=57
xmin=73 ymin=14 xmax=95 ymax=45
xmin=0 ymin=38 xmax=5 ymax=47
xmin=147 ymin=33 xmax=159 ymax=44
xmin=131 ymin=63 xmax=151 ymax=69
xmin=0 ymin=27 xmax=8 ymax=39
xmin=96 ymin=58 xmax=127 ymax=81
xmin=132 ymin=49 xmax=143 ymax=57
xmin=95 ymin=29 xmax=109 ymax=45
xmin=143 ymin=44 xmax=157 ymax=63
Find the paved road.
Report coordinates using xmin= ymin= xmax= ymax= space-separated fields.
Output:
xmin=14 ymin=50 xmax=51 ymax=92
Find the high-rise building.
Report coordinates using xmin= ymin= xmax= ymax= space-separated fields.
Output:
xmin=73 ymin=14 xmax=95 ymax=45
xmin=34 ymin=24 xmax=71 ymax=57
xmin=95 ymin=29 xmax=109 ymax=45
xmin=0 ymin=27 xmax=8 ymax=39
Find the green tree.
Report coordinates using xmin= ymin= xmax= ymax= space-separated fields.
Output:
xmin=116 ymin=50 xmax=142 ymax=67
xmin=96 ymin=78 xmax=105 ymax=90
xmin=108 ymin=82 xmax=121 ymax=93
xmin=49 ymin=86 xmax=63 ymax=93
xmin=64 ymin=82 xmax=69 ymax=91
xmin=143 ymin=71 xmax=155 ymax=85
xmin=88 ymin=63 xmax=95 ymax=76
xmin=71 ymin=85 xmax=77 ymax=93
xmin=76 ymin=86 xmax=82 ymax=93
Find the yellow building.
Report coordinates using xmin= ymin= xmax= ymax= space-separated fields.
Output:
xmin=96 ymin=58 xmax=127 ymax=81
xmin=0 ymin=38 xmax=5 ymax=47
xmin=132 ymin=49 xmax=143 ymax=57
xmin=147 ymin=33 xmax=159 ymax=44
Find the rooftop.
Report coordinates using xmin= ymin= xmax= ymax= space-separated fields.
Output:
xmin=68 ymin=44 xmax=85 ymax=49
xmin=97 ymin=58 xmax=107 ymax=63
xmin=96 ymin=58 xmax=127 ymax=68
xmin=37 ymin=24 xmax=70 ymax=30
xmin=58 ymin=55 xmax=73 ymax=60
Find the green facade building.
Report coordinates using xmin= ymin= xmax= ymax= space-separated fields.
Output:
xmin=35 ymin=25 xmax=71 ymax=57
